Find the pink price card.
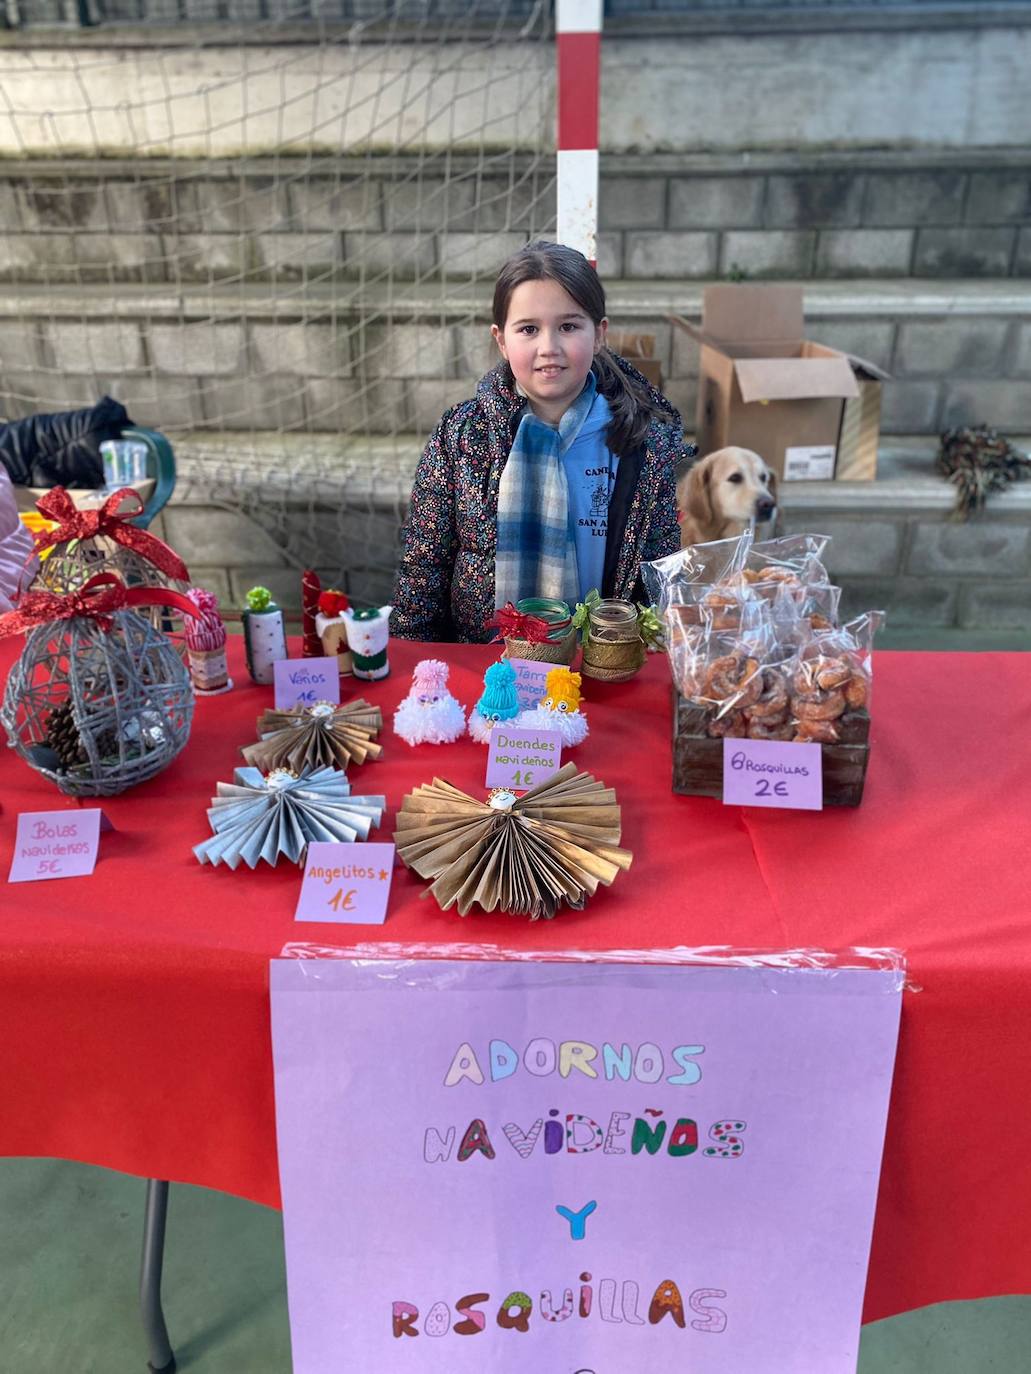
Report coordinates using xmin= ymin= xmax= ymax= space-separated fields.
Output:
xmin=723 ymin=738 xmax=823 ymax=810
xmin=295 ymin=841 xmax=396 ymax=924
xmin=485 ymin=724 xmax=562 ymax=792
xmin=505 ymin=657 xmax=552 ymax=711
xmin=9 ymin=808 xmax=104 ymax=883
xmin=274 ymin=656 xmax=340 ymax=711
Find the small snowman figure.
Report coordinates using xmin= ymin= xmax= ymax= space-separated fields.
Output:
xmin=517 ymin=665 xmax=588 ymax=747
xmin=342 ymin=604 xmax=392 ymax=682
xmin=467 ymin=659 xmax=520 ymax=743
xmin=242 ymin=585 xmax=288 ymax=685
xmin=393 ymin=659 xmax=466 ymax=745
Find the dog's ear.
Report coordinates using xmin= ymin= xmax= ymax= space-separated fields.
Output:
xmin=766 ymin=467 xmax=779 ymax=506
xmin=686 ymin=460 xmax=716 ymax=531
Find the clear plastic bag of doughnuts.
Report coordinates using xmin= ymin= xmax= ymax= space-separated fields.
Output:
xmin=787 ymin=613 xmax=884 ymax=744
xmin=744 ymin=532 xmax=831 ymax=581
xmin=673 ymin=605 xmax=780 ymax=738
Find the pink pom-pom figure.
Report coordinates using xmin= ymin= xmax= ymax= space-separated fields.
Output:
xmin=393 ymin=658 xmax=466 ymax=745
xmin=184 ymin=586 xmax=232 ymax=694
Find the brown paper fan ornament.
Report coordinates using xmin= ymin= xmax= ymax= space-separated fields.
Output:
xmin=241 ymin=700 xmax=383 ymax=773
xmin=395 ymin=761 xmax=633 ymax=920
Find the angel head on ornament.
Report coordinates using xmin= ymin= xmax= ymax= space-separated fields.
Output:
xmin=467 ymin=659 xmax=520 ymax=743
xmin=517 ymin=666 xmax=588 ymax=746
xmin=393 ymin=658 xmax=466 ymax=745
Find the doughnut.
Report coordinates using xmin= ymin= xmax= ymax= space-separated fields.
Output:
xmin=748 ymin=718 xmax=795 ymax=741
xmin=793 ymin=690 xmax=846 ymax=721
xmin=812 ymin=655 xmax=851 ymax=690
xmin=707 ymin=711 xmax=747 ymax=738
xmin=746 ymin=667 xmax=789 ymax=720
xmin=704 ymin=653 xmax=762 ymax=708
xmin=794 ymin=719 xmax=839 ymax=743
xmin=648 ymin=1279 xmax=687 ymax=1328
xmin=844 ymin=673 xmax=869 ymax=709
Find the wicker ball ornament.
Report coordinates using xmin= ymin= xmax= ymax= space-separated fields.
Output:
xmin=31 ymin=488 xmax=192 ymax=651
xmin=2 ymin=608 xmax=195 ymax=797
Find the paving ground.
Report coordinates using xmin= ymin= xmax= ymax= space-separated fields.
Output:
xmin=4 ymin=625 xmax=1027 ymax=1372
xmin=1 ymin=1156 xmax=1028 ymax=1373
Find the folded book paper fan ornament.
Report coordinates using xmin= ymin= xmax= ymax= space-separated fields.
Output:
xmin=242 ymin=701 xmax=383 ymax=773
xmin=395 ymin=761 xmax=632 ymax=919
xmin=194 ymin=765 xmax=386 ymax=869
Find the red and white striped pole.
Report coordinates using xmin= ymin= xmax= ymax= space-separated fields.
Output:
xmin=555 ymin=0 xmax=602 ymax=266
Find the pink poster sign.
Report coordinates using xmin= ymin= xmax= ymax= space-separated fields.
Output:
xmin=270 ymin=955 xmax=902 ymax=1373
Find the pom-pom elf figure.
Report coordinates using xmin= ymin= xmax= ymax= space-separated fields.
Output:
xmin=393 ymin=659 xmax=466 ymax=745
xmin=517 ymin=665 xmax=588 ymax=746
xmin=467 ymin=659 xmax=520 ymax=743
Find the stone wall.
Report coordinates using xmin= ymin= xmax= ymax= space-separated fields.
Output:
xmin=0 ymin=152 xmax=1028 ymax=289
xmin=2 ymin=278 xmax=1028 ymax=436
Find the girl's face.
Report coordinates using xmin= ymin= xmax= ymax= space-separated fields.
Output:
xmin=492 ymin=277 xmax=607 ymax=423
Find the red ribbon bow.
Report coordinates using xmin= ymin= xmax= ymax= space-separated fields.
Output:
xmin=0 ymin=572 xmax=204 ymax=638
xmin=31 ymin=486 xmax=189 ymax=583
xmin=485 ymin=602 xmax=554 ymax=644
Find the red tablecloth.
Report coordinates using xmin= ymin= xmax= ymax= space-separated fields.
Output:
xmin=1 ymin=635 xmax=1030 ymax=1323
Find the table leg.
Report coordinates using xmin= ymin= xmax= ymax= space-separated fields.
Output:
xmin=140 ymin=1179 xmax=176 ymax=1374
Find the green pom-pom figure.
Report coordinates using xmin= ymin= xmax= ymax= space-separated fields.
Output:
xmin=246 ymin=585 xmax=273 ymax=613
xmin=242 ymin=586 xmax=286 ymax=684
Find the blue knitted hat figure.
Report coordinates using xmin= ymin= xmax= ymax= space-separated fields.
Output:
xmin=468 ymin=660 xmax=520 ymax=743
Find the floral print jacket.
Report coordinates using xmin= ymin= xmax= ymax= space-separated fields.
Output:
xmin=391 ymin=355 xmax=691 ymax=643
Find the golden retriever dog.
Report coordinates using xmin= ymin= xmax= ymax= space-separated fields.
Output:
xmin=677 ymin=446 xmax=778 ymax=547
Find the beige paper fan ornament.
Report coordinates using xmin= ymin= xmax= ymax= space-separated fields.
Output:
xmin=395 ymin=761 xmax=632 ymax=920
xmin=241 ymin=700 xmax=383 ymax=774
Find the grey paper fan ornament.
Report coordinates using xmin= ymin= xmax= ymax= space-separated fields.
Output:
xmin=194 ymin=765 xmax=386 ymax=870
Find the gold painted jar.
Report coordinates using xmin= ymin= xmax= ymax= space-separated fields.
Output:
xmin=581 ymin=598 xmax=646 ymax=682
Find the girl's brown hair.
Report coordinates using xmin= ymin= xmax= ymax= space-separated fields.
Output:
xmin=492 ymin=239 xmax=660 ymax=457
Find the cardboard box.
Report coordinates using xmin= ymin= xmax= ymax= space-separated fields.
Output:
xmin=608 ymin=329 xmax=663 ymax=390
xmin=671 ymin=285 xmax=888 ymax=482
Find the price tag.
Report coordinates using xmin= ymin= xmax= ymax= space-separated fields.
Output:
xmin=505 ymin=657 xmax=551 ymax=711
xmin=274 ymin=656 xmax=340 ymax=710
xmin=295 ymin=841 xmax=395 ymax=924
xmin=485 ymin=725 xmax=562 ymax=792
xmin=783 ymin=444 xmax=836 ymax=482
xmin=722 ymin=739 xmax=823 ymax=811
xmin=8 ymin=809 xmax=104 ymax=883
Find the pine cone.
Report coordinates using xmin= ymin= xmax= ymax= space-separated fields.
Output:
xmin=43 ymin=701 xmax=87 ymax=770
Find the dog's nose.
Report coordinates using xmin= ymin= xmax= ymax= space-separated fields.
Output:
xmin=755 ymin=497 xmax=776 ymax=520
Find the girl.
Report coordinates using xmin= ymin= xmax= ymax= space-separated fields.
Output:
xmin=391 ymin=239 xmax=692 ymax=642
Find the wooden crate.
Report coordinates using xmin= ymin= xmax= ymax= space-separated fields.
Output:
xmin=672 ymin=691 xmax=870 ymax=808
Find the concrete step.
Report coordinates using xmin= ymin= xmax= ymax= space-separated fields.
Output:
xmin=1 ymin=279 xmax=1029 ymax=437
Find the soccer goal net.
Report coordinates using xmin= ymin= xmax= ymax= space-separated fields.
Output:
xmin=0 ymin=0 xmax=556 ymax=609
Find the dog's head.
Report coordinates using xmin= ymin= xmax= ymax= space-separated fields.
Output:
xmin=677 ymin=446 xmax=777 ymax=535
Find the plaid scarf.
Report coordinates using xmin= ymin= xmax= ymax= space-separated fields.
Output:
xmin=495 ymin=373 xmax=599 ymax=608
